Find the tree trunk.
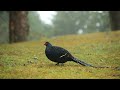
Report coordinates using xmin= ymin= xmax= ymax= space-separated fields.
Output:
xmin=9 ymin=11 xmax=29 ymax=43
xmin=109 ymin=11 xmax=120 ymax=31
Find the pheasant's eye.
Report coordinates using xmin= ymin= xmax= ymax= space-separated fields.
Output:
xmin=46 ymin=42 xmax=48 ymax=44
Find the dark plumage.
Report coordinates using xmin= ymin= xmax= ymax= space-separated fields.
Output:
xmin=44 ymin=42 xmax=95 ymax=67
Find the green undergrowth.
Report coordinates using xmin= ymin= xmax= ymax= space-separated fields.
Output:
xmin=0 ymin=31 xmax=120 ymax=79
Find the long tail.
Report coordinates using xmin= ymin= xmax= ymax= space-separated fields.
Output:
xmin=71 ymin=57 xmax=114 ymax=68
xmin=72 ymin=57 xmax=95 ymax=67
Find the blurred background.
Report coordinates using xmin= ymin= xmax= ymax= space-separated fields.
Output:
xmin=0 ymin=11 xmax=119 ymax=43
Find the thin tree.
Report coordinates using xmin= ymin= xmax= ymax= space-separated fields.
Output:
xmin=109 ymin=11 xmax=120 ymax=31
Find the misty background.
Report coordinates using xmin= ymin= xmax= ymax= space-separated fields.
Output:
xmin=0 ymin=11 xmax=118 ymax=43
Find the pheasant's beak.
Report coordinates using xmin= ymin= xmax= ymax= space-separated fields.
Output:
xmin=44 ymin=42 xmax=49 ymax=46
xmin=44 ymin=43 xmax=47 ymax=46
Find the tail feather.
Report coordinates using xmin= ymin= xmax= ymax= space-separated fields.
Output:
xmin=71 ymin=57 xmax=120 ymax=69
xmin=72 ymin=57 xmax=95 ymax=67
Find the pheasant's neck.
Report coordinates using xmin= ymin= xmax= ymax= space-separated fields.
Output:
xmin=47 ymin=44 xmax=52 ymax=47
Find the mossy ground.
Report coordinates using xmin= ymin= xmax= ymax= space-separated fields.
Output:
xmin=0 ymin=31 xmax=120 ymax=79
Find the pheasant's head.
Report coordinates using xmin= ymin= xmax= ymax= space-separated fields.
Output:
xmin=44 ymin=42 xmax=52 ymax=46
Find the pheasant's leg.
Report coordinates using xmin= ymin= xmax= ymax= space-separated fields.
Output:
xmin=60 ymin=63 xmax=64 ymax=66
xmin=55 ymin=62 xmax=59 ymax=65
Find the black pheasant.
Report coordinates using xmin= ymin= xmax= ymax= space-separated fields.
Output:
xmin=44 ymin=42 xmax=95 ymax=67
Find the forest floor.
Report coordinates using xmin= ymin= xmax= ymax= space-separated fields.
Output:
xmin=0 ymin=31 xmax=120 ymax=79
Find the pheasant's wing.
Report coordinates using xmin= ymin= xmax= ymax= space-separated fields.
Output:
xmin=52 ymin=46 xmax=73 ymax=58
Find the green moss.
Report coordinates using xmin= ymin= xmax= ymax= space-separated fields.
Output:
xmin=0 ymin=31 xmax=120 ymax=79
